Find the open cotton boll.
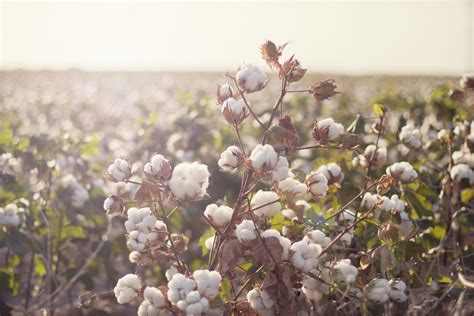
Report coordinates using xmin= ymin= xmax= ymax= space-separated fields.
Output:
xmin=333 ymin=259 xmax=358 ymax=286
xmin=399 ymin=125 xmax=422 ymax=148
xmin=144 ymin=154 xmax=172 ymax=180
xmin=168 ymin=162 xmax=210 ymax=200
xmin=221 ymin=98 xmax=249 ymax=125
xmin=165 ymin=266 xmax=179 ymax=282
xmin=356 ymin=145 xmax=388 ymax=168
xmin=250 ymin=190 xmax=280 ymax=218
xmin=107 ymin=158 xmax=131 ymax=182
xmin=114 ymin=274 xmax=142 ymax=304
xmin=450 ymin=164 xmax=473 ymax=183
xmin=340 ymin=228 xmax=354 ymax=247
xmin=124 ymin=207 xmax=156 ymax=233
xmin=138 ymin=286 xmax=166 ymax=316
xmin=386 ymin=161 xmax=418 ymax=183
xmin=236 ymin=64 xmax=268 ymax=93
xmin=167 ymin=273 xmax=197 ymax=306
xmin=307 ymin=230 xmax=331 ymax=247
xmin=317 ymin=162 xmax=344 ymax=185
xmin=277 ymin=177 xmax=307 ymax=200
xmin=218 ymin=146 xmax=241 ymax=171
xmin=204 ymin=236 xmax=215 ymax=250
xmin=261 ymin=229 xmax=291 ymax=260
xmin=361 ymin=192 xmax=379 ymax=210
xmin=236 ymin=220 xmax=257 ymax=242
xmin=247 ymin=288 xmax=274 ymax=312
xmin=313 ymin=118 xmax=344 ymax=143
xmin=127 ymin=230 xmax=148 ymax=251
xmin=365 ymin=278 xmax=391 ymax=304
xmin=271 ymin=156 xmax=290 ymax=182
xmin=388 ymin=279 xmax=407 ymax=302
xmin=204 ymin=204 xmax=233 ymax=227
xmin=193 ymin=270 xmax=222 ymax=300
xmin=305 ymin=171 xmax=329 ymax=200
xmin=302 ymin=266 xmax=330 ymax=301
xmin=249 ymin=144 xmax=278 ymax=173
xmin=60 ymin=174 xmax=89 ymax=208
xmin=0 ymin=204 xmax=21 ymax=227
xmin=217 ymin=83 xmax=234 ymax=104
xmin=338 ymin=209 xmax=356 ymax=224
xmin=290 ymin=236 xmax=322 ymax=272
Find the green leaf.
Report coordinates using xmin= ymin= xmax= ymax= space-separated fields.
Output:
xmin=461 ymin=188 xmax=474 ymax=204
xmin=405 ymin=189 xmax=433 ymax=218
xmin=0 ymin=129 xmax=13 ymax=146
xmin=34 ymin=255 xmax=47 ymax=276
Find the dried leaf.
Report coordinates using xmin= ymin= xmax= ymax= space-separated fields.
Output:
xmin=340 ymin=133 xmax=361 ymax=150
xmin=279 ymin=115 xmax=299 ymax=154
xmin=251 ymin=237 xmax=284 ymax=265
xmin=309 ymin=79 xmax=339 ymax=101
xmin=217 ymin=238 xmax=243 ymax=275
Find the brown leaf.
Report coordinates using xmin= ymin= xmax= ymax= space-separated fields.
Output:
xmin=340 ymin=133 xmax=361 ymax=150
xmin=280 ymin=55 xmax=307 ymax=83
xmin=309 ymin=79 xmax=339 ymax=101
xmin=260 ymin=40 xmax=285 ymax=70
xmin=217 ymin=238 xmax=243 ymax=275
xmin=376 ymin=175 xmax=395 ymax=195
xmin=279 ymin=115 xmax=300 ymax=154
xmin=251 ymin=237 xmax=284 ymax=265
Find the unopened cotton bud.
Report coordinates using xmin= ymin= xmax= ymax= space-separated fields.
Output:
xmin=204 ymin=204 xmax=233 ymax=227
xmin=217 ymin=83 xmax=234 ymax=104
xmin=317 ymin=162 xmax=344 ymax=185
xmin=144 ymin=154 xmax=172 ymax=180
xmin=221 ymin=97 xmax=249 ymax=125
xmin=236 ymin=64 xmax=268 ymax=93
xmin=305 ymin=171 xmax=328 ymax=200
xmin=107 ymin=158 xmax=131 ymax=182
xmin=312 ymin=118 xmax=344 ymax=144
xmin=250 ymin=190 xmax=280 ymax=218
xmin=386 ymin=162 xmax=418 ymax=183
xmin=218 ymin=145 xmax=241 ymax=171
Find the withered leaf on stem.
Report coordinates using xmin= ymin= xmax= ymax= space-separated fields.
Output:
xmin=309 ymin=79 xmax=339 ymax=101
xmin=251 ymin=236 xmax=284 ymax=265
xmin=134 ymin=183 xmax=158 ymax=206
xmin=262 ymin=264 xmax=296 ymax=313
xmin=279 ymin=115 xmax=300 ymax=154
xmin=376 ymin=175 xmax=395 ymax=195
xmin=217 ymin=238 xmax=243 ymax=275
xmin=260 ymin=40 xmax=287 ymax=70
xmin=340 ymin=133 xmax=361 ymax=150
xmin=280 ymin=55 xmax=307 ymax=83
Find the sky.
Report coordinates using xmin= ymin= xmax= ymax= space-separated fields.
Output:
xmin=1 ymin=0 xmax=473 ymax=75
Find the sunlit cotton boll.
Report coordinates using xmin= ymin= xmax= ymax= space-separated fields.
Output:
xmin=271 ymin=156 xmax=290 ymax=182
xmin=386 ymin=162 xmax=418 ymax=183
xmin=236 ymin=220 xmax=257 ymax=242
xmin=0 ymin=204 xmax=21 ymax=227
xmin=355 ymin=145 xmax=388 ymax=168
xmin=307 ymin=230 xmax=331 ymax=247
xmin=388 ymin=279 xmax=408 ymax=303
xmin=179 ymin=291 xmax=210 ymax=315
xmin=361 ymin=192 xmax=379 ymax=210
xmin=124 ymin=207 xmax=156 ymax=233
xmin=204 ymin=236 xmax=215 ymax=250
xmin=333 ymin=259 xmax=358 ymax=285
xmin=168 ymin=162 xmax=210 ymax=200
xmin=399 ymin=125 xmax=422 ymax=148
xmin=127 ymin=230 xmax=148 ymax=251
xmin=217 ymin=83 xmax=234 ymax=104
xmin=221 ymin=97 xmax=249 ymax=125
xmin=107 ymin=158 xmax=131 ymax=182
xmin=450 ymin=164 xmax=473 ymax=183
xmin=247 ymin=288 xmax=274 ymax=313
xmin=167 ymin=273 xmax=197 ymax=306
xmin=316 ymin=162 xmax=344 ymax=185
xmin=365 ymin=278 xmax=391 ymax=304
xmin=193 ymin=269 xmax=222 ymax=300
xmin=204 ymin=204 xmax=233 ymax=227
xmin=218 ymin=145 xmax=241 ymax=171
xmin=277 ymin=177 xmax=307 ymax=200
xmin=114 ymin=274 xmax=142 ymax=304
xmin=249 ymin=144 xmax=278 ymax=173
xmin=305 ymin=171 xmax=329 ymax=200
xmin=165 ymin=266 xmax=179 ymax=282
xmin=137 ymin=287 xmax=166 ymax=316
xmin=236 ymin=64 xmax=268 ymax=93
xmin=314 ymin=118 xmax=344 ymax=142
xmin=290 ymin=236 xmax=322 ymax=272
xmin=379 ymin=194 xmax=405 ymax=213
xmin=250 ymin=190 xmax=280 ymax=218
xmin=144 ymin=154 xmax=172 ymax=180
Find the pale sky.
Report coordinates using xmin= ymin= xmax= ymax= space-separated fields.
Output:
xmin=1 ymin=0 xmax=473 ymax=75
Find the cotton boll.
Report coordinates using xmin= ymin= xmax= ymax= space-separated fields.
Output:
xmin=338 ymin=209 xmax=356 ymax=224
xmin=307 ymin=230 xmax=331 ymax=247
xmin=221 ymin=98 xmax=249 ymax=125
xmin=236 ymin=64 xmax=268 ymax=93
xmin=124 ymin=207 xmax=155 ymax=233
xmin=218 ymin=146 xmax=241 ymax=171
xmin=0 ymin=204 xmax=21 ymax=227
xmin=356 ymin=145 xmax=388 ymax=168
xmin=204 ymin=204 xmax=233 ymax=227
xmin=114 ymin=274 xmax=142 ymax=304
xmin=217 ymin=83 xmax=234 ymax=104
xmin=249 ymin=144 xmax=278 ymax=173
xmin=261 ymin=229 xmax=291 ymax=260
xmin=365 ymin=278 xmax=391 ymax=304
xmin=250 ymin=190 xmax=280 ymax=218
xmin=399 ymin=125 xmax=422 ymax=148
xmin=236 ymin=220 xmax=257 ymax=242
xmin=167 ymin=273 xmax=197 ymax=306
xmin=144 ymin=154 xmax=172 ymax=180
xmin=305 ymin=171 xmax=329 ymax=200
xmin=361 ymin=192 xmax=379 ymax=210
xmin=302 ymin=266 xmax=330 ymax=301
xmin=247 ymin=288 xmax=274 ymax=312
xmin=313 ymin=118 xmax=344 ymax=143
xmin=107 ymin=158 xmax=131 ymax=182
xmin=165 ymin=266 xmax=179 ymax=282
xmin=450 ymin=164 xmax=473 ymax=183
xmin=277 ymin=177 xmax=307 ymax=200
xmin=316 ymin=163 xmax=344 ymax=185
xmin=138 ymin=287 xmax=166 ymax=316
xmin=388 ymin=279 xmax=407 ymax=302
xmin=271 ymin=156 xmax=290 ymax=182
xmin=127 ymin=230 xmax=148 ymax=251
xmin=168 ymin=162 xmax=210 ymax=200
xmin=193 ymin=269 xmax=222 ymax=300
xmin=290 ymin=236 xmax=322 ymax=272
xmin=60 ymin=174 xmax=89 ymax=208
xmin=333 ymin=259 xmax=358 ymax=286
xmin=340 ymin=228 xmax=354 ymax=247
xmin=386 ymin=162 xmax=418 ymax=183
xmin=204 ymin=236 xmax=215 ymax=250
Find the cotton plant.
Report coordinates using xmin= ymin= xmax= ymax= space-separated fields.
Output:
xmin=91 ymin=40 xmax=470 ymax=315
